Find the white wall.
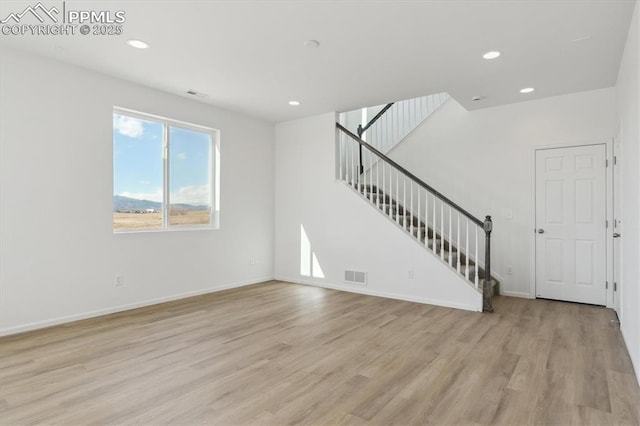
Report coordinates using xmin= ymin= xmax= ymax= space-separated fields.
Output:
xmin=274 ymin=113 xmax=482 ymax=311
xmin=386 ymin=87 xmax=618 ymax=298
xmin=0 ymin=48 xmax=275 ymax=335
xmin=616 ymin=1 xmax=640 ymax=384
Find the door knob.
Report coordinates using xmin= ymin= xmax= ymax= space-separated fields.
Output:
xmin=537 ymin=229 xmax=545 ymax=234
xmin=613 ymin=233 xmax=621 ymax=238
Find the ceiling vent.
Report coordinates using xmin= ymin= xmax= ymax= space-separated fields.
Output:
xmin=186 ymin=90 xmax=207 ymax=98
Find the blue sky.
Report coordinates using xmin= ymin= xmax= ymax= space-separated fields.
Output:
xmin=113 ymin=114 xmax=212 ymax=206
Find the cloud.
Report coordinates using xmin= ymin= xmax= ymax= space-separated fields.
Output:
xmin=113 ymin=115 xmax=144 ymax=138
xmin=119 ymin=189 xmax=162 ymax=202
xmin=177 ymin=152 xmax=187 ymax=161
xmin=171 ymin=185 xmax=210 ymax=205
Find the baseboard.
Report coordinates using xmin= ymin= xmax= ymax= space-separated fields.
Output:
xmin=274 ymin=275 xmax=482 ymax=312
xmin=500 ymin=290 xmax=533 ymax=299
xmin=620 ymin=322 xmax=640 ymax=387
xmin=0 ymin=276 xmax=275 ymax=337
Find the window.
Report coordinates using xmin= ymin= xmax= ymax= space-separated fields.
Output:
xmin=113 ymin=108 xmax=219 ymax=232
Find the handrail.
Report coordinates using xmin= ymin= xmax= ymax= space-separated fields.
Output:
xmin=358 ymin=102 xmax=395 ymax=137
xmin=337 ymin=122 xmax=483 ymax=227
xmin=356 ymin=102 xmax=395 ymax=174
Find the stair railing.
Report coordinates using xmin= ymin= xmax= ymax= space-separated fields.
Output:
xmin=357 ymin=103 xmax=395 ymax=174
xmin=337 ymin=122 xmax=494 ymax=312
xmin=351 ymin=93 xmax=450 ymax=176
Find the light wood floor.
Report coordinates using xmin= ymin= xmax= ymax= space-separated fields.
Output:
xmin=1 ymin=281 xmax=639 ymax=425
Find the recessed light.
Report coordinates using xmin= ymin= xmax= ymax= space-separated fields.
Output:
xmin=482 ymin=51 xmax=501 ymax=60
xmin=520 ymin=87 xmax=535 ymax=94
xmin=304 ymin=40 xmax=320 ymax=48
xmin=127 ymin=39 xmax=150 ymax=49
xmin=288 ymin=101 xmax=301 ymax=106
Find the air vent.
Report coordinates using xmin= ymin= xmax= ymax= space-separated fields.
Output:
xmin=345 ymin=270 xmax=367 ymax=285
xmin=186 ymin=90 xmax=207 ymax=98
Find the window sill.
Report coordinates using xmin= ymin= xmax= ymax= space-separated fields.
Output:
xmin=113 ymin=226 xmax=219 ymax=234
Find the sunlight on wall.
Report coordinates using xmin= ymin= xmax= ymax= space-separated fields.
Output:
xmin=312 ymin=253 xmax=325 ymax=279
xmin=300 ymin=225 xmax=325 ymax=279
xmin=300 ymin=224 xmax=311 ymax=276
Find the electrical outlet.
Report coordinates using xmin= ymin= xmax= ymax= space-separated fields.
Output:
xmin=115 ymin=275 xmax=124 ymax=287
xmin=506 ymin=265 xmax=513 ymax=275
xmin=408 ymin=269 xmax=414 ymax=279
xmin=249 ymin=256 xmax=256 ymax=265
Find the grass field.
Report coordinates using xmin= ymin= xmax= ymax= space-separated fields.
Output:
xmin=113 ymin=211 xmax=211 ymax=230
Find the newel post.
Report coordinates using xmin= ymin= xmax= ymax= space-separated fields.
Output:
xmin=483 ymin=215 xmax=494 ymax=313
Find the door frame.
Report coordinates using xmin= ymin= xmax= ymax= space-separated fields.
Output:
xmin=529 ymin=139 xmax=614 ymax=307
xmin=612 ymin=130 xmax=622 ymax=316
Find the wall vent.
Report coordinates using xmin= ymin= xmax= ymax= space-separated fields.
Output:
xmin=345 ymin=270 xmax=367 ymax=285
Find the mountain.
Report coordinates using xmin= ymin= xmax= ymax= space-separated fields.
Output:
xmin=113 ymin=195 xmax=161 ymax=212
xmin=113 ymin=195 xmax=209 ymax=212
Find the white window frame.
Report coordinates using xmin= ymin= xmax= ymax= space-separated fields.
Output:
xmin=113 ymin=107 xmax=220 ymax=233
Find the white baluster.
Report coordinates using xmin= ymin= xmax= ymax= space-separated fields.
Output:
xmin=475 ymin=226 xmax=479 ymax=289
xmin=366 ymin=150 xmax=369 ymax=200
xmin=382 ymin=162 xmax=386 ymax=216
xmin=432 ymin=194 xmax=437 ymax=254
xmin=369 ymin=122 xmax=374 ymax=150
xmin=393 ymin=103 xmax=398 ymax=141
xmin=448 ymin=206 xmax=453 ymax=266
xmin=376 ymin=155 xmax=380 ymax=208
xmin=399 ymin=101 xmax=403 ymax=139
xmin=385 ymin=119 xmax=389 ymax=151
xmin=362 ymin=149 xmax=366 ymax=198
xmin=396 ymin=169 xmax=400 ymax=224
xmin=424 ymin=191 xmax=429 ymax=247
xmin=403 ymin=175 xmax=407 ymax=230
xmin=351 ymin=140 xmax=355 ymax=188
xmin=403 ymin=101 xmax=408 ymax=138
xmin=368 ymin=151 xmax=371 ymax=200
xmin=389 ymin=163 xmax=393 ymax=220
xmin=346 ymin=138 xmax=350 ymax=185
xmin=417 ymin=187 xmax=421 ymax=241
xmin=370 ymin=122 xmax=375 ymax=151
xmin=465 ymin=219 xmax=470 ymax=280
xmin=440 ymin=199 xmax=445 ymax=259
xmin=360 ymin=147 xmax=364 ymax=193
xmin=339 ymin=133 xmax=343 ymax=181
xmin=409 ymin=98 xmax=414 ymax=128
xmin=410 ymin=180 xmax=414 ymax=236
xmin=456 ymin=212 xmax=461 ymax=273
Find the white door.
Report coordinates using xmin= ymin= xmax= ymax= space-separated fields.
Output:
xmin=613 ymin=135 xmax=622 ymax=314
xmin=535 ymin=145 xmax=607 ymax=305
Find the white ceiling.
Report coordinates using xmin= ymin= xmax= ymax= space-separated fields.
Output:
xmin=0 ymin=0 xmax=636 ymax=122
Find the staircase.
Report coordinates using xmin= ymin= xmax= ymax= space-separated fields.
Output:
xmin=339 ymin=93 xmax=449 ymax=158
xmin=336 ymin=122 xmax=497 ymax=312
xmin=359 ymin=183 xmax=495 ymax=287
